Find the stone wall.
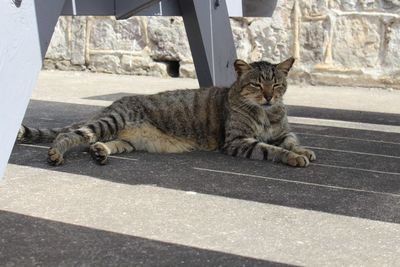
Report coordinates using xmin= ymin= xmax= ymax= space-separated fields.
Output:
xmin=44 ymin=0 xmax=400 ymax=89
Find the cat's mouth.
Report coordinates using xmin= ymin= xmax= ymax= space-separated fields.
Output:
xmin=261 ymin=103 xmax=272 ymax=108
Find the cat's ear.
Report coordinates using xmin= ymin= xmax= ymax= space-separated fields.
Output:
xmin=276 ymin=57 xmax=295 ymax=76
xmin=234 ymin=59 xmax=252 ymax=77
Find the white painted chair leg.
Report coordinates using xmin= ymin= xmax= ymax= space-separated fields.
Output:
xmin=0 ymin=0 xmax=66 ymax=179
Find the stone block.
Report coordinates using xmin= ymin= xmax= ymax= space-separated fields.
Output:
xmin=148 ymin=62 xmax=169 ymax=78
xmin=231 ymin=19 xmax=252 ymax=62
xmin=88 ymin=54 xmax=121 ymax=74
xmin=384 ymin=20 xmax=400 ymax=68
xmin=46 ymin=17 xmax=70 ymax=60
xmin=89 ymin=17 xmax=117 ymax=50
xmin=381 ymin=0 xmax=400 ymax=10
xmin=246 ymin=0 xmax=293 ymax=62
xmin=120 ymin=55 xmax=168 ymax=77
xmin=332 ymin=16 xmax=381 ymax=68
xmin=300 ymin=20 xmax=326 ymax=64
xmin=147 ymin=17 xmax=191 ymax=62
xmin=329 ymin=0 xmax=358 ymax=10
xmin=121 ymin=55 xmax=149 ymax=72
xmin=71 ymin=16 xmax=86 ymax=65
xmin=89 ymin=17 xmax=146 ymax=52
xmin=358 ymin=0 xmax=380 ymax=10
xmin=300 ymin=0 xmax=328 ymax=16
xmin=179 ymin=63 xmax=196 ymax=79
xmin=116 ymin=17 xmax=147 ymax=51
xmin=41 ymin=5 xmax=400 ymax=90
xmin=248 ymin=18 xmax=291 ymax=63
xmin=330 ymin=0 xmax=396 ymax=11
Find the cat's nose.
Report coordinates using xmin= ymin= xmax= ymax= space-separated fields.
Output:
xmin=266 ymin=96 xmax=272 ymax=102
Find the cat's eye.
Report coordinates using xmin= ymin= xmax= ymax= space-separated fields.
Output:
xmin=272 ymin=84 xmax=280 ymax=91
xmin=249 ymin=82 xmax=262 ymax=89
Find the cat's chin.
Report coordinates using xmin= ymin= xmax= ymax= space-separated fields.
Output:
xmin=260 ymin=103 xmax=273 ymax=109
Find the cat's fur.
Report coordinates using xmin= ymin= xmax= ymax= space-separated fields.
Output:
xmin=17 ymin=58 xmax=316 ymax=167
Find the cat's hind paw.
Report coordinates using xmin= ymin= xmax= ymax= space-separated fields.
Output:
xmin=48 ymin=147 xmax=64 ymax=166
xmin=90 ymin=142 xmax=110 ymax=165
xmin=17 ymin=125 xmax=27 ymax=143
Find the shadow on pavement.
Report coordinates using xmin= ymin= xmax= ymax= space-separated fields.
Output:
xmin=83 ymin=92 xmax=400 ymax=126
xmin=0 ymin=210 xmax=290 ymax=266
xmin=9 ymin=100 xmax=400 ymax=224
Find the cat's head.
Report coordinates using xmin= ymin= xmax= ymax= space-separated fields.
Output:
xmin=232 ymin=57 xmax=295 ymax=107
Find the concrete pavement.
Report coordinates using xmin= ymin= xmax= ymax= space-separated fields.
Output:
xmin=1 ymin=71 xmax=400 ymax=266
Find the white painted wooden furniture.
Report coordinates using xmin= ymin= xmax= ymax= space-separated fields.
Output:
xmin=0 ymin=0 xmax=276 ymax=178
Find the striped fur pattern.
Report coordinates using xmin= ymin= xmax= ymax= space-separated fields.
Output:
xmin=17 ymin=57 xmax=315 ymax=167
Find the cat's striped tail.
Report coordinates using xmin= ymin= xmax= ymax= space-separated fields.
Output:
xmin=17 ymin=125 xmax=64 ymax=143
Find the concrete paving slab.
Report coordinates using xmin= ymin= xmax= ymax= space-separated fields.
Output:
xmin=1 ymin=70 xmax=400 ymax=266
xmin=2 ymin=164 xmax=400 ymax=266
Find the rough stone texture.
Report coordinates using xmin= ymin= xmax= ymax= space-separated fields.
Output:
xmin=384 ymin=20 xmax=400 ymax=69
xmin=70 ymin=17 xmax=87 ymax=66
xmin=179 ymin=62 xmax=196 ymax=79
xmin=147 ymin=17 xmax=191 ymax=62
xmin=300 ymin=20 xmax=326 ymax=64
xmin=44 ymin=1 xmax=400 ymax=89
xmin=120 ymin=55 xmax=168 ymax=77
xmin=231 ymin=19 xmax=252 ymax=62
xmin=333 ymin=16 xmax=381 ymax=68
xmin=89 ymin=54 xmax=121 ymax=74
xmin=248 ymin=18 xmax=291 ymax=63
xmin=89 ymin=17 xmax=147 ymax=52
xmin=46 ymin=16 xmax=70 ymax=60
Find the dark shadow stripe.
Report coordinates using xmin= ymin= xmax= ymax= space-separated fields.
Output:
xmin=287 ymin=105 xmax=400 ymax=126
xmin=291 ymin=124 xmax=400 ymax=144
xmin=0 ymin=210 xmax=289 ymax=267
xmin=16 ymin=99 xmax=400 ymax=224
xmin=83 ymin=92 xmax=134 ymax=101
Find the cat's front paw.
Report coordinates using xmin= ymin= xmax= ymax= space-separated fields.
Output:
xmin=286 ymin=152 xmax=309 ymax=167
xmin=48 ymin=147 xmax=64 ymax=166
xmin=90 ymin=142 xmax=109 ymax=165
xmin=294 ymin=147 xmax=316 ymax=161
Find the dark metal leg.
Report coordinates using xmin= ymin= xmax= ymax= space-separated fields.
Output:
xmin=178 ymin=0 xmax=237 ymax=87
xmin=0 ymin=0 xmax=66 ymax=178
xmin=115 ymin=0 xmax=161 ymax=19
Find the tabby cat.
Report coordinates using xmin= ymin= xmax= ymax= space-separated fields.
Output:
xmin=17 ymin=57 xmax=315 ymax=167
